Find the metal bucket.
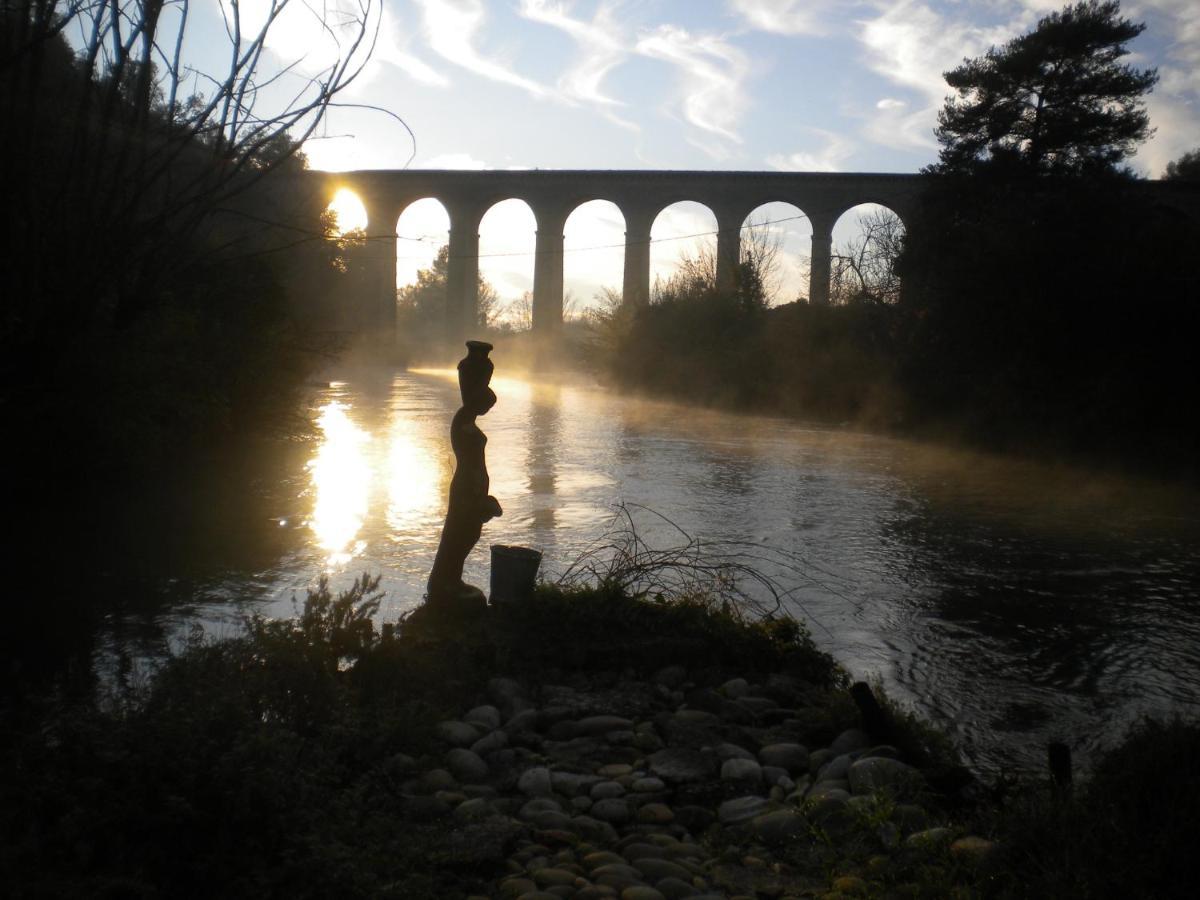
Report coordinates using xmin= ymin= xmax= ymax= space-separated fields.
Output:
xmin=489 ymin=545 xmax=542 ymax=606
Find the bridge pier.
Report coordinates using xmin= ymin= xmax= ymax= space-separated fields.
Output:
xmin=715 ymin=211 xmax=743 ymax=296
xmin=622 ymin=207 xmax=654 ymax=306
xmin=809 ymin=216 xmax=834 ymax=306
xmin=445 ymin=206 xmax=481 ymax=344
xmin=532 ymin=208 xmax=567 ymax=335
xmin=364 ymin=205 xmax=398 ymax=342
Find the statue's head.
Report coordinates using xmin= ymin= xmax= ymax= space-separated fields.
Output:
xmin=458 ymin=340 xmax=495 ymax=413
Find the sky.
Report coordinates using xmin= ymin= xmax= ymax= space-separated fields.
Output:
xmin=203 ymin=0 xmax=1200 ymax=314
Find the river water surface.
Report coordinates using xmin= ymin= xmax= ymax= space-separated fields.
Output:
xmin=95 ymin=365 xmax=1200 ymax=777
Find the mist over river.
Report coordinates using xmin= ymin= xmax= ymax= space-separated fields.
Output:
xmin=94 ymin=365 xmax=1200 ymax=777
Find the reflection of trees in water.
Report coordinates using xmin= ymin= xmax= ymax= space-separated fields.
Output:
xmin=526 ymin=385 xmax=562 ymax=535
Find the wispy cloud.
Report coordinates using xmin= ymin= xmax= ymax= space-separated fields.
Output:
xmin=415 ymin=0 xmax=555 ymax=98
xmin=728 ymin=0 xmax=843 ymax=37
xmin=374 ymin=7 xmax=449 ymax=87
xmin=636 ymin=25 xmax=750 ymax=146
xmin=767 ymin=129 xmax=856 ymax=171
xmin=518 ymin=0 xmax=638 ymax=129
xmin=854 ymin=2 xmax=1022 ymax=156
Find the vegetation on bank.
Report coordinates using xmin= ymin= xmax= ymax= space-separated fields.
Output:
xmin=2 ymin=572 xmax=1196 ymax=898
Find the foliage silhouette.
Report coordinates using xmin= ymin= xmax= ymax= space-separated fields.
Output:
xmin=1164 ymin=147 xmax=1200 ymax=181
xmin=396 ymin=244 xmax=500 ymax=357
xmin=932 ymin=1 xmax=1157 ymax=176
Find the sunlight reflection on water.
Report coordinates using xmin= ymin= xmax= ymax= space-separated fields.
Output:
xmin=308 ymin=401 xmax=370 ymax=567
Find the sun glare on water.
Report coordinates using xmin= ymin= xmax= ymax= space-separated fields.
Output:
xmin=327 ymin=188 xmax=368 ymax=235
xmin=308 ymin=401 xmax=370 ymax=566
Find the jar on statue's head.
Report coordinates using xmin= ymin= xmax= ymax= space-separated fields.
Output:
xmin=458 ymin=340 xmax=495 ymax=411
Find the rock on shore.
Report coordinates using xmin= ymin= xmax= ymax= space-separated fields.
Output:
xmin=400 ymin=669 xmax=993 ymax=898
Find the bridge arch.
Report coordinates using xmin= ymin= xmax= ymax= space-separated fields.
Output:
xmin=649 ymin=201 xmax=719 ymax=299
xmin=478 ymin=198 xmax=537 ymax=330
xmin=395 ymin=197 xmax=450 ymax=294
xmin=830 ymin=202 xmax=907 ymax=304
xmin=563 ymin=199 xmax=625 ymax=319
xmin=741 ymin=201 xmax=812 ymax=305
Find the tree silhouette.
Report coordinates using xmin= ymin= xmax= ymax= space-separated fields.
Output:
xmin=932 ymin=1 xmax=1157 ymax=175
xmin=1164 ymin=148 xmax=1200 ymax=181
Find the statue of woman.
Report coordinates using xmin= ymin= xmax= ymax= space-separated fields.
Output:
xmin=427 ymin=341 xmax=503 ymax=607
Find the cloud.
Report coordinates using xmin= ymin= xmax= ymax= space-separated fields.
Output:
xmin=767 ymin=129 xmax=856 ymax=172
xmin=727 ymin=0 xmax=842 ymax=36
xmin=636 ymin=25 xmax=750 ymax=144
xmin=853 ymin=2 xmax=1025 ymax=156
xmin=372 ymin=6 xmax=450 ymax=87
xmin=415 ymin=0 xmax=555 ymax=99
xmin=518 ymin=0 xmax=638 ymax=130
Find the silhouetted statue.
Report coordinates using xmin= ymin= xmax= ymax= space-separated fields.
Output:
xmin=427 ymin=341 xmax=503 ymax=611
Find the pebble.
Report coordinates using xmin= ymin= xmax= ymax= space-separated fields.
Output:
xmin=532 ymin=866 xmax=579 ymax=887
xmin=716 ymin=742 xmax=756 ymax=761
xmin=465 ymin=704 xmax=503 ymax=731
xmin=717 ymin=795 xmax=771 ymax=825
xmin=591 ymin=780 xmax=626 ymax=800
xmin=751 ymin=809 xmax=806 ymax=844
xmin=506 ymin=708 xmax=541 ymax=734
xmin=830 ymin=728 xmax=871 ymax=756
xmin=633 ymin=858 xmax=692 ymax=883
xmin=761 ymin=765 xmax=788 ymax=787
xmin=520 ymin=797 xmax=564 ymax=819
xmin=648 ymin=748 xmax=718 ymax=783
xmin=519 ymin=767 xmax=554 ymax=797
xmin=598 ymin=763 xmax=634 ymax=778
xmin=471 ymin=729 xmax=509 ymax=756
xmin=905 ymin=826 xmax=953 ymax=849
xmin=454 ymin=797 xmax=495 ymax=820
xmin=720 ymin=677 xmax=750 ymax=698
xmin=583 ymin=851 xmax=627 ymax=869
xmin=578 ymin=715 xmax=635 ymax=735
xmin=591 ymin=798 xmax=632 ymax=824
xmin=499 ymin=876 xmax=536 ymax=897
xmin=758 ymin=742 xmax=809 ymax=773
xmin=437 ymin=720 xmax=480 ymax=746
xmin=422 ymin=768 xmax=458 ymax=792
xmin=636 ymin=803 xmax=674 ymax=825
xmin=720 ymin=757 xmax=762 ymax=786
xmin=621 ymin=887 xmax=665 ymax=900
xmin=831 ymin=874 xmax=868 ymax=894
xmin=817 ymin=754 xmax=852 ymax=783
xmin=632 ymin=776 xmax=666 ymax=793
xmin=950 ymin=835 xmax=997 ymax=865
xmin=446 ymin=748 xmax=489 ymax=782
xmin=653 ymin=877 xmax=695 ymax=899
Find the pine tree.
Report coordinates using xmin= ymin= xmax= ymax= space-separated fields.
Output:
xmin=932 ymin=1 xmax=1158 ymax=175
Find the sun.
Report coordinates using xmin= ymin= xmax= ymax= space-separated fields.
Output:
xmin=327 ymin=188 xmax=368 ymax=235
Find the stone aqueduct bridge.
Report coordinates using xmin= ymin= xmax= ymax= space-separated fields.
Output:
xmin=317 ymin=169 xmax=925 ymax=337
xmin=314 ymin=168 xmax=1200 ymax=340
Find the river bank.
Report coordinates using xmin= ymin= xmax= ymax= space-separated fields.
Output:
xmin=3 ymin=576 xmax=1194 ymax=898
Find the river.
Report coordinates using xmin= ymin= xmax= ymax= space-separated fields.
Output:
xmin=92 ymin=364 xmax=1200 ymax=777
